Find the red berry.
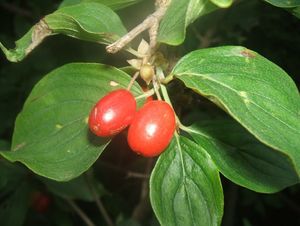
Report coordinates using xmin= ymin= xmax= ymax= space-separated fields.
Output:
xmin=89 ymin=89 xmax=136 ymax=137
xmin=127 ymin=100 xmax=176 ymax=157
xmin=31 ymin=192 xmax=51 ymax=213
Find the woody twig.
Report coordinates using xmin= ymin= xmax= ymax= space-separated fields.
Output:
xmin=106 ymin=0 xmax=171 ymax=55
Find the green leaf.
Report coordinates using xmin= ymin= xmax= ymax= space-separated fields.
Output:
xmin=0 ymin=181 xmax=31 ymax=226
xmin=209 ymin=0 xmax=233 ymax=8
xmin=45 ymin=2 xmax=126 ymax=42
xmin=264 ymin=0 xmax=300 ymax=18
xmin=59 ymin=0 xmax=144 ymax=10
xmin=185 ymin=115 xmax=299 ymax=193
xmin=263 ymin=0 xmax=300 ymax=8
xmin=0 ymin=28 xmax=35 ymax=62
xmin=0 ymin=63 xmax=144 ymax=181
xmin=157 ymin=0 xmax=217 ymax=45
xmin=290 ymin=6 xmax=300 ymax=18
xmin=172 ymin=46 xmax=300 ymax=175
xmin=0 ymin=2 xmax=126 ymax=62
xmin=41 ymin=174 xmax=106 ymax=201
xmin=150 ymin=135 xmax=223 ymax=226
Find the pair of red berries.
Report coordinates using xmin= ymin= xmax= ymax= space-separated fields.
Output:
xmin=88 ymin=89 xmax=176 ymax=157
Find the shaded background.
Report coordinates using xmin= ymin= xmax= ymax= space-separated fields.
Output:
xmin=0 ymin=0 xmax=299 ymax=225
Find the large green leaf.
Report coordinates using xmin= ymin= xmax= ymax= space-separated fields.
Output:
xmin=0 ymin=63 xmax=144 ymax=181
xmin=263 ymin=0 xmax=300 ymax=8
xmin=172 ymin=46 xmax=300 ymax=175
xmin=185 ymin=115 xmax=299 ymax=193
xmin=0 ymin=2 xmax=126 ymax=62
xmin=150 ymin=135 xmax=223 ymax=226
xmin=209 ymin=0 xmax=233 ymax=8
xmin=157 ymin=0 xmax=217 ymax=45
xmin=59 ymin=0 xmax=144 ymax=10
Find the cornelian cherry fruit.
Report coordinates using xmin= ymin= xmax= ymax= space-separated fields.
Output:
xmin=89 ymin=89 xmax=136 ymax=137
xmin=127 ymin=100 xmax=176 ymax=157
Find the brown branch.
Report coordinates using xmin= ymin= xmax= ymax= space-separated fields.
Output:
xmin=127 ymin=71 xmax=140 ymax=90
xmin=106 ymin=0 xmax=170 ymax=54
xmin=127 ymin=171 xmax=150 ymax=179
xmin=131 ymin=158 xmax=154 ymax=221
xmin=66 ymin=199 xmax=95 ymax=226
xmin=99 ymin=160 xmax=150 ymax=179
xmin=85 ymin=173 xmax=114 ymax=226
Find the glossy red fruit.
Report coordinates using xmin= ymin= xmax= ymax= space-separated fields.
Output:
xmin=127 ymin=100 xmax=176 ymax=157
xmin=89 ymin=89 xmax=136 ymax=137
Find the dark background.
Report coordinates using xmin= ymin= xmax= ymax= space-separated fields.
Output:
xmin=0 ymin=0 xmax=299 ymax=225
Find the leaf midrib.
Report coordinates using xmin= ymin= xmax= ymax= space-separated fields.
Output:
xmin=175 ymin=134 xmax=195 ymax=225
xmin=175 ymin=135 xmax=216 ymax=226
xmin=177 ymin=72 xmax=299 ymax=132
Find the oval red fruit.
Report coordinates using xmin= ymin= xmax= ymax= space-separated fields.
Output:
xmin=89 ymin=89 xmax=136 ymax=137
xmin=127 ymin=100 xmax=176 ymax=157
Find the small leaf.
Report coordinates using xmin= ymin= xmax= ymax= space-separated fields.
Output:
xmin=150 ymin=135 xmax=223 ymax=226
xmin=263 ymin=0 xmax=300 ymax=8
xmin=172 ymin=46 xmax=300 ymax=175
xmin=209 ymin=0 xmax=233 ymax=8
xmin=185 ymin=115 xmax=299 ymax=193
xmin=0 ymin=2 xmax=126 ymax=62
xmin=158 ymin=0 xmax=217 ymax=45
xmin=0 ymin=63 xmax=144 ymax=181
